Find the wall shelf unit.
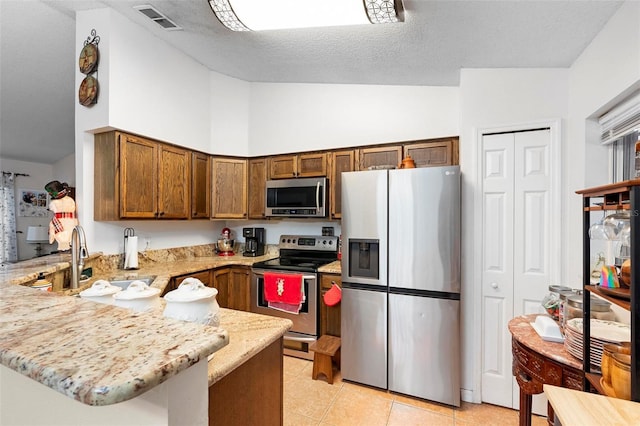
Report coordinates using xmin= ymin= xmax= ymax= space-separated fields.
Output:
xmin=576 ymin=179 xmax=640 ymax=402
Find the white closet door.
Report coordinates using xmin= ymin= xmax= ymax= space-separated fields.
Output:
xmin=481 ymin=129 xmax=553 ymax=413
xmin=512 ymin=129 xmax=552 ymax=415
xmin=481 ymin=133 xmax=515 ymax=407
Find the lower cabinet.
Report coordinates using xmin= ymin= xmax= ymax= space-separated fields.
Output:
xmin=212 ymin=266 xmax=251 ymax=311
xmin=163 ymin=269 xmax=212 ymax=296
xmin=208 ymin=338 xmax=283 ymax=426
xmin=320 ymin=273 xmax=341 ymax=337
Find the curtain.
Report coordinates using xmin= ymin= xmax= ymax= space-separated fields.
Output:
xmin=0 ymin=173 xmax=18 ymax=263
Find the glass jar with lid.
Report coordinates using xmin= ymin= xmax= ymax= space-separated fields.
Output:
xmin=564 ymin=295 xmax=615 ymax=324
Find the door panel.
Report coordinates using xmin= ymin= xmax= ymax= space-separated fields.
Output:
xmin=481 ymin=129 xmax=553 ymax=415
xmin=341 ymin=287 xmax=387 ymax=390
xmin=389 ymin=293 xmax=460 ymax=406
xmin=481 ymin=133 xmax=515 ymax=408
xmin=388 ymin=167 xmax=460 ymax=293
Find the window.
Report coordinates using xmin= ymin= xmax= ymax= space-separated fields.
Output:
xmin=599 ymin=91 xmax=640 ymax=182
xmin=611 ymin=131 xmax=639 ymax=182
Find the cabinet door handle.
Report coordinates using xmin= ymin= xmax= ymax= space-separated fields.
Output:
xmin=491 ymin=282 xmax=498 ymax=289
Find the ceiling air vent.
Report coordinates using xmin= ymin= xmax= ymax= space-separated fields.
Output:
xmin=133 ymin=4 xmax=182 ymax=31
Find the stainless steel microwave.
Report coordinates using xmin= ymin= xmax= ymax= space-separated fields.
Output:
xmin=265 ymin=177 xmax=327 ymax=218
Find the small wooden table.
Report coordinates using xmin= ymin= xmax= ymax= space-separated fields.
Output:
xmin=545 ymin=384 xmax=640 ymax=425
xmin=509 ymin=315 xmax=583 ymax=426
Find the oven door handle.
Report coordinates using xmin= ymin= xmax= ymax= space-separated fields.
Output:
xmin=253 ymin=271 xmax=316 ymax=280
xmin=284 ymin=333 xmax=317 ymax=343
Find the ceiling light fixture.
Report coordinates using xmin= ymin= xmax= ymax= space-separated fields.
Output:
xmin=208 ymin=0 xmax=404 ymax=32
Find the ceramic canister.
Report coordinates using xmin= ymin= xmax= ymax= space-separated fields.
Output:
xmin=113 ymin=280 xmax=161 ymax=312
xmin=163 ymin=277 xmax=220 ymax=327
xmin=79 ymin=279 xmax=121 ymax=304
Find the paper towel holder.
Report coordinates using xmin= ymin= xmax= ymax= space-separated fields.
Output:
xmin=123 ymin=227 xmax=139 ymax=270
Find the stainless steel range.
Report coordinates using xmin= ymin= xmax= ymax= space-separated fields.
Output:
xmin=251 ymin=234 xmax=339 ymax=360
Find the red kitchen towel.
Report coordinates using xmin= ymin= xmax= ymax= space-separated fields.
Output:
xmin=264 ymin=272 xmax=304 ymax=305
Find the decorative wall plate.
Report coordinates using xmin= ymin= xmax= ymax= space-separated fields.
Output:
xmin=78 ymin=75 xmax=99 ymax=106
xmin=79 ymin=43 xmax=99 ymax=74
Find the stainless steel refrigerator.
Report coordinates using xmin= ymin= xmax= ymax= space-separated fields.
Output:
xmin=340 ymin=166 xmax=460 ymax=406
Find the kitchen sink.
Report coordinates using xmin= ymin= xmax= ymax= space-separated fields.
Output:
xmin=109 ymin=276 xmax=156 ymax=290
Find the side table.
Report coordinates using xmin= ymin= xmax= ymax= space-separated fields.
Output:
xmin=508 ymin=314 xmax=583 ymax=426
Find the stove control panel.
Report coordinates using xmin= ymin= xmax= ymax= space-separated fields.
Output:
xmin=279 ymin=235 xmax=338 ymax=251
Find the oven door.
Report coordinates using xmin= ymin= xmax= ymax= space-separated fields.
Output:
xmin=251 ymin=269 xmax=318 ymax=336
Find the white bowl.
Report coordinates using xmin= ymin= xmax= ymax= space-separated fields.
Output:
xmin=113 ymin=280 xmax=160 ymax=312
xmin=163 ymin=278 xmax=220 ymax=326
xmin=79 ymin=279 xmax=121 ymax=304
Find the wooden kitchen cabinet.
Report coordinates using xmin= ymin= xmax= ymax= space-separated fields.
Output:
xmin=158 ymin=144 xmax=191 ymax=219
xmin=211 ymin=157 xmax=248 ymax=219
xmin=320 ymin=273 xmax=341 ymax=337
xmin=403 ymin=138 xmax=457 ymax=167
xmin=191 ymin=152 xmax=211 ymax=219
xmin=357 ymin=145 xmax=402 ymax=170
xmin=212 ymin=266 xmax=251 ymax=311
xmin=329 ymin=150 xmax=356 ymax=220
xmin=269 ymin=153 xmax=327 ymax=179
xmin=94 ymin=131 xmax=191 ymax=220
xmin=248 ymin=157 xmax=268 ymax=219
xmin=162 ymin=269 xmax=213 ymax=296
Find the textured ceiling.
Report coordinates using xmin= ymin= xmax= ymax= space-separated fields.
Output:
xmin=0 ymin=0 xmax=623 ymax=164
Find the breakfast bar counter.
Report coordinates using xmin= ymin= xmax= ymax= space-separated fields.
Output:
xmin=1 ymin=247 xmax=292 ymax=425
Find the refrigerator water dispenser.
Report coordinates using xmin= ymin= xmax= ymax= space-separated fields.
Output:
xmin=348 ymin=239 xmax=379 ymax=279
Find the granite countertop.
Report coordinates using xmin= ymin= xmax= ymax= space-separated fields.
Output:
xmin=318 ymin=260 xmax=341 ymax=274
xmin=508 ymin=314 xmax=582 ymax=370
xmin=208 ymin=308 xmax=292 ymax=385
xmin=0 ymin=281 xmax=228 ymax=406
xmin=1 ymin=247 xmax=291 ymax=406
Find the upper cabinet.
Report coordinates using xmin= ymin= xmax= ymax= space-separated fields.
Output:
xmin=94 ymin=131 xmax=191 ymax=220
xmin=357 ymin=145 xmax=403 ymax=170
xmin=329 ymin=150 xmax=356 ymax=220
xmin=248 ymin=158 xmax=268 ymax=220
xmin=269 ymin=153 xmax=327 ymax=179
xmin=158 ymin=144 xmax=191 ymax=219
xmin=191 ymin=152 xmax=211 ymax=219
xmin=94 ymin=131 xmax=459 ymax=221
xmin=403 ymin=138 xmax=458 ymax=168
xmin=212 ymin=157 xmax=248 ymax=219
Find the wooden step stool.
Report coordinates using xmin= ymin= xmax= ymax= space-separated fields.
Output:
xmin=309 ymin=335 xmax=341 ymax=384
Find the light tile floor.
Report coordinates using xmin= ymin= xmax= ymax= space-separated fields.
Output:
xmin=283 ymin=356 xmax=548 ymax=426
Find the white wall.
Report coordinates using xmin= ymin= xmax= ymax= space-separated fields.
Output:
xmin=75 ymin=8 xmax=226 ymax=254
xmin=210 ymin=73 xmax=251 ymax=156
xmin=459 ymin=68 xmax=570 ymax=402
xmin=74 ymin=7 xmax=462 ymax=254
xmin=248 ymin=83 xmax=459 ymax=155
xmin=564 ymin=0 xmax=640 ymax=287
xmin=52 ymin=153 xmax=76 ymax=186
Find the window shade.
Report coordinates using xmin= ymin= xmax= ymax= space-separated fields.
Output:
xmin=599 ymin=91 xmax=640 ymax=145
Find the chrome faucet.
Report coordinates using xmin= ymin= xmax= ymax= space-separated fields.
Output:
xmin=71 ymin=225 xmax=88 ymax=289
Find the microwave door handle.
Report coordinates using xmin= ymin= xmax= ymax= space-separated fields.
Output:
xmin=316 ymin=182 xmax=320 ymax=212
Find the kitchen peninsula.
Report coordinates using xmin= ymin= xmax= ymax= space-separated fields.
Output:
xmin=0 ymin=249 xmax=292 ymax=426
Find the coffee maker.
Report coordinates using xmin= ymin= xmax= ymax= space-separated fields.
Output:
xmin=243 ymin=227 xmax=265 ymax=257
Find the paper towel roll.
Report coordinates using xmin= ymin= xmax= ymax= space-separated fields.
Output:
xmin=124 ymin=236 xmax=139 ymax=269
